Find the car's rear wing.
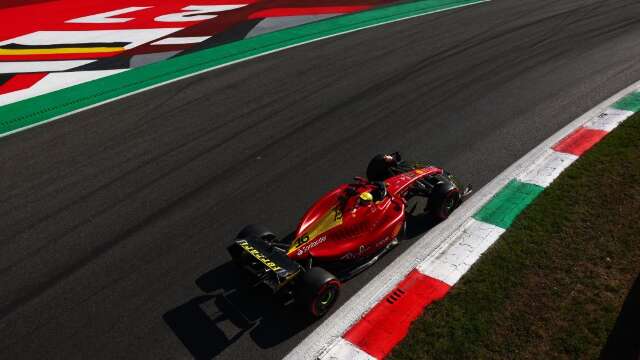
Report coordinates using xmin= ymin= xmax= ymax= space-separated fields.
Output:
xmin=227 ymin=236 xmax=302 ymax=292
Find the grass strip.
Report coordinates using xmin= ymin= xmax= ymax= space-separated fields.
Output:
xmin=390 ymin=113 xmax=640 ymax=359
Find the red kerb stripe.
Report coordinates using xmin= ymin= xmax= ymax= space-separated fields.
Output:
xmin=343 ymin=270 xmax=450 ymax=359
xmin=552 ymin=127 xmax=607 ymax=156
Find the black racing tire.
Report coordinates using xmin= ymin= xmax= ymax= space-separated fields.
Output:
xmin=236 ymin=224 xmax=276 ymax=241
xmin=428 ymin=181 xmax=461 ymax=221
xmin=397 ymin=219 xmax=408 ymax=241
xmin=296 ymin=267 xmax=341 ymax=317
xmin=367 ymin=154 xmax=393 ymax=182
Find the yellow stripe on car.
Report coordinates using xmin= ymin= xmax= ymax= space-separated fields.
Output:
xmin=288 ymin=207 xmax=343 ymax=254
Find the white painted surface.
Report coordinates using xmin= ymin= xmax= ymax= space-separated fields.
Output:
xmin=318 ymin=338 xmax=377 ymax=360
xmin=0 ymin=29 xmax=182 ymax=50
xmin=0 ymin=60 xmax=95 ymax=74
xmin=416 ymin=219 xmax=504 ymax=286
xmin=584 ymin=107 xmax=635 ymax=132
xmin=0 ymin=69 xmax=127 ymax=106
xmin=151 ymin=36 xmax=211 ymax=45
xmin=517 ymin=151 xmax=578 ymax=188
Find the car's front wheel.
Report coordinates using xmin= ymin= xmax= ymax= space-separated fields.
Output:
xmin=428 ymin=181 xmax=461 ymax=221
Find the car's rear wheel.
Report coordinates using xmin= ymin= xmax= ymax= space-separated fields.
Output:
xmin=296 ymin=267 xmax=341 ymax=317
xmin=396 ymin=218 xmax=408 ymax=241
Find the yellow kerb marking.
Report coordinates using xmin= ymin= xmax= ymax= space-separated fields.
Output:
xmin=0 ymin=47 xmax=125 ymax=55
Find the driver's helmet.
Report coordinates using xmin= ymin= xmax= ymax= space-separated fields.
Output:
xmin=359 ymin=191 xmax=374 ymax=205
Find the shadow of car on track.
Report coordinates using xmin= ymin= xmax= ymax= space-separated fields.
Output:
xmin=162 ymin=261 xmax=315 ymax=359
xmin=162 ymin=213 xmax=437 ymax=359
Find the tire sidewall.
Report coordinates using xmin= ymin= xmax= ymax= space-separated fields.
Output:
xmin=310 ymin=280 xmax=341 ymax=317
xmin=432 ymin=188 xmax=460 ymax=220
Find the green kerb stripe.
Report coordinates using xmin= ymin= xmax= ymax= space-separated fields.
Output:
xmin=473 ymin=180 xmax=544 ymax=229
xmin=612 ymin=91 xmax=640 ymax=112
xmin=0 ymin=0 xmax=484 ymax=137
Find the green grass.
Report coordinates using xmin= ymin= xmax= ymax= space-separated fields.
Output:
xmin=390 ymin=113 xmax=640 ymax=360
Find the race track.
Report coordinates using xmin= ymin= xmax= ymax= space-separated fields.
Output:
xmin=1 ymin=0 xmax=640 ymax=359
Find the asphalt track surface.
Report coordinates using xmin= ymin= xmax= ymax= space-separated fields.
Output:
xmin=1 ymin=1 xmax=640 ymax=359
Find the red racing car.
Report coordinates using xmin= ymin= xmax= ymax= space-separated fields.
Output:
xmin=227 ymin=153 xmax=471 ymax=317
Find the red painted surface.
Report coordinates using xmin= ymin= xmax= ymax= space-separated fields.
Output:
xmin=0 ymin=0 xmax=403 ymax=98
xmin=0 ymin=73 xmax=47 ymax=95
xmin=344 ymin=270 xmax=450 ymax=359
xmin=0 ymin=0 xmax=394 ymax=41
xmin=552 ymin=127 xmax=608 ymax=156
xmin=0 ymin=1 xmax=253 ymax=40
xmin=0 ymin=0 xmax=54 ymax=10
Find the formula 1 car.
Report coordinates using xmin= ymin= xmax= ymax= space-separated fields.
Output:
xmin=227 ymin=153 xmax=471 ymax=317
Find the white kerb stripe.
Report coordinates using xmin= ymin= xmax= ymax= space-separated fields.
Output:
xmin=417 ymin=219 xmax=504 ymax=286
xmin=0 ymin=29 xmax=182 ymax=50
xmin=517 ymin=150 xmax=578 ymax=188
xmin=584 ymin=107 xmax=635 ymax=132
xmin=151 ymin=36 xmax=212 ymax=45
xmin=0 ymin=60 xmax=95 ymax=74
xmin=318 ymin=338 xmax=376 ymax=360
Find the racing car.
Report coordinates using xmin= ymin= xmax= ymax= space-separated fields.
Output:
xmin=227 ymin=153 xmax=471 ymax=317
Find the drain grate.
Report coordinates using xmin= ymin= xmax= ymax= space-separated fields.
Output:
xmin=386 ymin=288 xmax=406 ymax=304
